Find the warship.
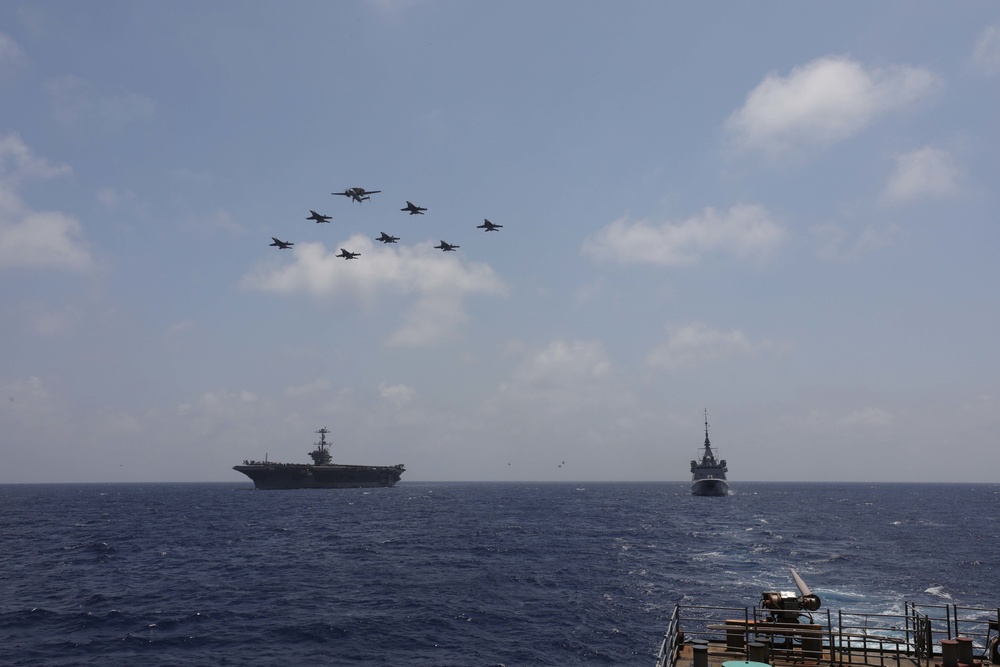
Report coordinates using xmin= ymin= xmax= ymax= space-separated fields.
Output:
xmin=690 ymin=410 xmax=729 ymax=496
xmin=233 ymin=427 xmax=405 ymax=490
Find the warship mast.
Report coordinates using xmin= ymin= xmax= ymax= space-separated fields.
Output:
xmin=701 ymin=409 xmax=715 ymax=463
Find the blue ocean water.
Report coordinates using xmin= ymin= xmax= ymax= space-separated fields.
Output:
xmin=1 ymin=482 xmax=997 ymax=666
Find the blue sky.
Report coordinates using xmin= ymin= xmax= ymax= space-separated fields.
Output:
xmin=2 ymin=2 xmax=998 ymax=483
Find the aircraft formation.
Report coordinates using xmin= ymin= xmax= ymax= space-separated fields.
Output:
xmin=268 ymin=185 xmax=504 ymax=260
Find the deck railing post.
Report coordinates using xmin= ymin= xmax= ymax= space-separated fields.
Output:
xmin=994 ymin=609 xmax=1000 ymax=664
xmin=745 ymin=606 xmax=751 ymax=661
xmin=825 ymin=607 xmax=834 ymax=667
xmin=692 ymin=643 xmax=709 ymax=667
xmin=905 ymin=602 xmax=911 ymax=655
xmin=838 ymin=608 xmax=844 ymax=667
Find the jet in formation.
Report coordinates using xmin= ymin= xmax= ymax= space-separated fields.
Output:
xmin=273 ymin=185 xmax=507 ymax=259
xmin=332 ymin=187 xmax=381 ymax=203
xmin=435 ymin=240 xmax=459 ymax=252
xmin=477 ymin=219 xmax=503 ymax=232
xmin=307 ymin=210 xmax=332 ymax=223
xmin=401 ymin=201 xmax=426 ymax=215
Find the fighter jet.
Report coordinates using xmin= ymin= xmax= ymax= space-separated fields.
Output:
xmin=332 ymin=187 xmax=381 ymax=203
xmin=400 ymin=201 xmax=426 ymax=215
xmin=337 ymin=248 xmax=360 ymax=260
xmin=376 ymin=232 xmax=399 ymax=244
xmin=307 ymin=210 xmax=332 ymax=223
xmin=269 ymin=237 xmax=294 ymax=249
xmin=477 ymin=219 xmax=503 ymax=232
xmin=434 ymin=240 xmax=459 ymax=252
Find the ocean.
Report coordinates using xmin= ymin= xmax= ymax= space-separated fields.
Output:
xmin=1 ymin=482 xmax=997 ymax=666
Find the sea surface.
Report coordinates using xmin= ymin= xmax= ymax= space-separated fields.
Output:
xmin=1 ymin=482 xmax=997 ymax=666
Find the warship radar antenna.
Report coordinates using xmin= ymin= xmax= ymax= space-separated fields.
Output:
xmin=702 ymin=409 xmax=715 ymax=462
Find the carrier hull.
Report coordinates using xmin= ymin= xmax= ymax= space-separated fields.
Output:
xmin=233 ymin=463 xmax=404 ymax=489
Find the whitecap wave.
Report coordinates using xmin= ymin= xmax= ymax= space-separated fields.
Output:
xmin=924 ymin=586 xmax=952 ymax=600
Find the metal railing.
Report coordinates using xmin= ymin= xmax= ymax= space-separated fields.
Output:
xmin=655 ymin=603 xmax=1000 ymax=667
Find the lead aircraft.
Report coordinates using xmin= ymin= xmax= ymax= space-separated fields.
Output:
xmin=337 ymin=248 xmax=360 ymax=260
xmin=307 ymin=210 xmax=332 ymax=223
xmin=434 ymin=240 xmax=459 ymax=252
xmin=401 ymin=201 xmax=426 ymax=215
xmin=332 ymin=187 xmax=381 ymax=203
xmin=477 ymin=219 xmax=503 ymax=232
xmin=270 ymin=237 xmax=294 ymax=249
xmin=377 ymin=232 xmax=399 ymax=244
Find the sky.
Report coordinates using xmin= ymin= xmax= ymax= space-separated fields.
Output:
xmin=2 ymin=2 xmax=999 ymax=484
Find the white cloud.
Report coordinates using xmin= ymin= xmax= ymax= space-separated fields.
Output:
xmin=196 ymin=209 xmax=242 ymax=235
xmin=0 ymin=32 xmax=25 ymax=68
xmin=164 ymin=320 xmax=197 ymax=341
xmin=28 ymin=308 xmax=75 ymax=336
xmin=178 ymin=389 xmax=262 ymax=418
xmin=582 ymin=204 xmax=784 ymax=266
xmin=379 ymin=383 xmax=415 ymax=405
xmin=242 ymin=235 xmax=507 ymax=346
xmin=2 ymin=375 xmax=49 ymax=403
xmin=0 ymin=133 xmax=72 ymax=184
xmin=838 ymin=407 xmax=893 ymax=428
xmin=882 ymin=147 xmax=964 ymax=204
xmin=972 ymin=25 xmax=1000 ymax=76
xmin=646 ymin=322 xmax=770 ymax=371
xmin=45 ymin=75 xmax=155 ymax=128
xmin=168 ymin=167 xmax=214 ymax=187
xmin=574 ymin=277 xmax=607 ymax=305
xmin=101 ymin=410 xmax=143 ymax=436
xmin=498 ymin=339 xmax=614 ymax=414
xmin=509 ymin=339 xmax=611 ymax=385
xmin=285 ymin=379 xmax=331 ymax=397
xmin=725 ymin=55 xmax=940 ymax=160
xmin=368 ymin=0 xmax=425 ymax=18
xmin=96 ymin=186 xmax=140 ymax=211
xmin=812 ymin=222 xmax=901 ymax=262
xmin=0 ymin=210 xmax=93 ymax=270
xmin=386 ymin=294 xmax=470 ymax=347
xmin=97 ymin=187 xmax=123 ymax=208
xmin=0 ymin=134 xmax=92 ymax=271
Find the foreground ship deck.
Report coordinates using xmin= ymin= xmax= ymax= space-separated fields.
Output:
xmin=655 ymin=572 xmax=999 ymax=667
xmin=233 ymin=427 xmax=404 ymax=490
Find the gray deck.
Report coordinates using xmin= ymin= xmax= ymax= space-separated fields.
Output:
xmin=674 ymin=640 xmax=925 ymax=667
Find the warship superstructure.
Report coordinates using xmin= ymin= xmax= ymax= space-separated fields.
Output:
xmin=690 ymin=410 xmax=729 ymax=496
xmin=234 ymin=427 xmax=404 ymax=490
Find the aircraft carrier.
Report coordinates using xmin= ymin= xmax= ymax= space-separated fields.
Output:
xmin=233 ymin=427 xmax=404 ymax=490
